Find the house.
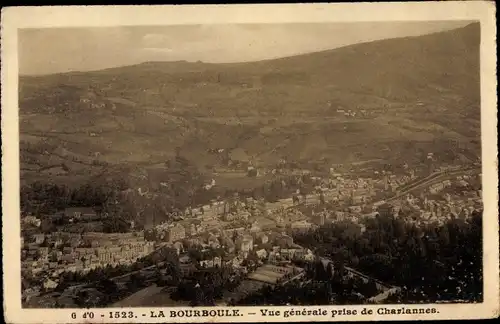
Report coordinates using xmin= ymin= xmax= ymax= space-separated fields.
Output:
xmin=252 ymin=217 xmax=276 ymax=231
xmin=268 ymin=251 xmax=280 ymax=263
xmin=348 ymin=206 xmax=362 ymax=214
xmin=256 ymin=249 xmax=268 ymax=260
xmin=64 ymin=207 xmax=98 ymax=221
xmin=220 ymin=236 xmax=236 ymax=253
xmin=304 ymin=250 xmax=315 ymax=262
xmin=62 ymin=254 xmax=76 ymax=264
xmin=199 ymin=256 xmax=223 ymax=269
xmin=208 ymin=237 xmax=221 ymax=249
xmin=22 ymin=288 xmax=40 ymax=303
xmin=62 ymin=246 xmax=74 ymax=255
xmin=38 ymin=247 xmax=49 ymax=258
xmin=202 ymin=219 xmax=219 ymax=231
xmin=224 ymin=227 xmax=245 ymax=237
xmin=376 ymin=203 xmax=394 ymax=216
xmin=320 ymin=258 xmax=335 ymax=276
xmin=23 ymin=216 xmax=41 ymax=227
xmin=70 ymin=237 xmax=82 ymax=248
xmin=280 ymin=249 xmax=295 ymax=260
xmin=250 ymin=223 xmax=262 ymax=233
xmin=223 ymin=213 xmax=237 ymax=222
xmin=312 ymin=213 xmax=325 ymax=226
xmin=237 ymin=235 xmax=254 ymax=253
xmin=179 ymin=254 xmax=192 ymax=264
xmin=229 ymin=256 xmax=244 ymax=268
xmin=186 ymin=223 xmax=197 ymax=236
xmin=89 ymin=240 xmax=100 ymax=248
xmin=165 ymin=224 xmax=186 ymax=243
xmin=173 ymin=242 xmax=184 ymax=255
xmin=51 ymin=238 xmax=63 ymax=248
xmin=255 ymin=233 xmax=269 ymax=245
xmin=43 ymin=278 xmax=59 ymax=290
xmin=200 ymin=260 xmax=214 ymax=268
xmin=213 ymin=256 xmax=222 ymax=268
xmin=48 ymin=262 xmax=59 ymax=269
xmin=239 ymin=211 xmax=250 ymax=221
xmin=275 ymin=233 xmax=294 ymax=247
xmin=291 ymin=220 xmax=313 ymax=231
xmin=33 ymin=234 xmax=45 ymax=245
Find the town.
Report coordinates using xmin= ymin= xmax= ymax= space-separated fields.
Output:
xmin=21 ymin=156 xmax=483 ymax=307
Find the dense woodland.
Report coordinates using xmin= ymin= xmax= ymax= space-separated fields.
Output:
xmin=293 ymin=209 xmax=483 ymax=303
xmin=171 ymin=266 xmax=244 ymax=306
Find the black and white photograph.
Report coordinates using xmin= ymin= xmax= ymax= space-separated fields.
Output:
xmin=2 ymin=3 xmax=498 ymax=323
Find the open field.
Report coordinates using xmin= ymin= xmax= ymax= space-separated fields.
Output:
xmin=112 ymin=285 xmax=189 ymax=307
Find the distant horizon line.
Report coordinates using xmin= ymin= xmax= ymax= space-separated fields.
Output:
xmin=19 ymin=22 xmax=477 ymax=78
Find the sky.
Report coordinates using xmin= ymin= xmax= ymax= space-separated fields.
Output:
xmin=18 ymin=21 xmax=471 ymax=76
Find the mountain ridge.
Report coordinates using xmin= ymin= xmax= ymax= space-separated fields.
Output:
xmin=19 ymin=23 xmax=478 ymax=78
xmin=19 ymin=22 xmax=481 ymax=188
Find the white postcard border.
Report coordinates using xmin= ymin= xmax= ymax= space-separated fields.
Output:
xmin=2 ymin=2 xmax=498 ymax=323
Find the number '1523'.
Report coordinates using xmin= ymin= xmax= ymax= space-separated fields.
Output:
xmin=109 ymin=311 xmax=135 ymax=318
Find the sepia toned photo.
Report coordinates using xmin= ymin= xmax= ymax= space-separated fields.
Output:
xmin=2 ymin=2 xmax=498 ymax=323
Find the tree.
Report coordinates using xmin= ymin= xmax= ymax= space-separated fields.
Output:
xmin=319 ymin=192 xmax=326 ymax=205
xmin=314 ymin=260 xmax=328 ymax=281
xmin=55 ymin=280 xmax=70 ymax=292
xmin=103 ymin=217 xmax=130 ymax=233
xmin=247 ymin=168 xmax=258 ymax=178
xmin=96 ymin=278 xmax=119 ymax=297
xmin=127 ymin=273 xmax=145 ymax=291
xmin=325 ymin=262 xmax=334 ymax=280
xmin=188 ymin=248 xmax=203 ymax=263
xmin=231 ymin=230 xmax=239 ymax=243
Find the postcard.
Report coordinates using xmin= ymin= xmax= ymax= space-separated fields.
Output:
xmin=1 ymin=2 xmax=498 ymax=323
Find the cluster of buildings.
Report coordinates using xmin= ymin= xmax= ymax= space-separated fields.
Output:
xmin=22 ymin=215 xmax=42 ymax=228
xmin=335 ymin=108 xmax=375 ymax=118
xmin=144 ymin=163 xmax=481 ymax=266
xmin=171 ymin=228 xmax=315 ymax=283
xmin=21 ymin=227 xmax=156 ymax=298
xmin=381 ymin=174 xmax=482 ymax=226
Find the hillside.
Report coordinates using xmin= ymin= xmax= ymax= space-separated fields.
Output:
xmin=19 ymin=23 xmax=481 ymax=187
